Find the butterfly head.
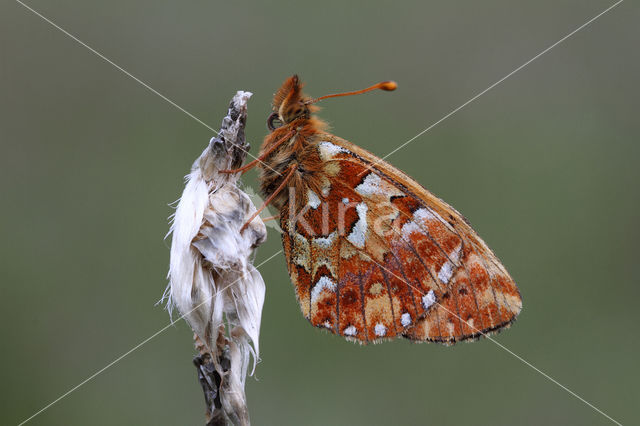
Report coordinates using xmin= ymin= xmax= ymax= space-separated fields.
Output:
xmin=268 ymin=75 xmax=313 ymax=131
xmin=268 ymin=75 xmax=398 ymax=131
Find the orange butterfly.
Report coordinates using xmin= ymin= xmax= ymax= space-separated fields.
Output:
xmin=224 ymin=75 xmax=522 ymax=344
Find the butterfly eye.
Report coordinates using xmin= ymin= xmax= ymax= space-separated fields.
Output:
xmin=267 ymin=112 xmax=283 ymax=131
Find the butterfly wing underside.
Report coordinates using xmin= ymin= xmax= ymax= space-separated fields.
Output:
xmin=280 ymin=134 xmax=522 ymax=344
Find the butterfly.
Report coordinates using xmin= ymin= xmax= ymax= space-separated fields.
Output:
xmin=223 ymin=75 xmax=522 ymax=344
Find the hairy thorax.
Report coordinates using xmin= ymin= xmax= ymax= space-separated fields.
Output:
xmin=258 ymin=117 xmax=328 ymax=213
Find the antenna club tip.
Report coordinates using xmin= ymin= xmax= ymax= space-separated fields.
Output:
xmin=379 ymin=81 xmax=397 ymax=91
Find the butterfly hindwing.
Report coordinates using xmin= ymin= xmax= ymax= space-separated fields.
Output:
xmin=280 ymin=134 xmax=522 ymax=344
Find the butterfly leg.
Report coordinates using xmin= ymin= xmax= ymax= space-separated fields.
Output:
xmin=261 ymin=214 xmax=280 ymax=222
xmin=240 ymin=164 xmax=297 ymax=232
xmin=219 ymin=129 xmax=295 ymax=175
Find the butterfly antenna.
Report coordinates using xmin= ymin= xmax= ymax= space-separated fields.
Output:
xmin=305 ymin=81 xmax=397 ymax=104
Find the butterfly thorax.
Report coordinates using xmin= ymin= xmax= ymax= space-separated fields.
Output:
xmin=258 ymin=116 xmax=328 ymax=213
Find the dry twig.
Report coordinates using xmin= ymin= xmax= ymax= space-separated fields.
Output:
xmin=164 ymin=91 xmax=266 ymax=425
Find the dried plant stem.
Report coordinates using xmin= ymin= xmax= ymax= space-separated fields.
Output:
xmin=165 ymin=91 xmax=266 ymax=426
xmin=194 ymin=332 xmax=228 ymax=426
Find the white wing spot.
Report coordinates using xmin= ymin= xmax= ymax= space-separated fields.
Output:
xmin=402 ymin=208 xmax=439 ymax=238
xmin=323 ymin=320 xmax=332 ymax=329
xmin=355 ymin=173 xmax=384 ymax=197
xmin=422 ymin=290 xmax=436 ymax=310
xmin=343 ymin=325 xmax=357 ymax=336
xmin=415 ymin=207 xmax=454 ymax=231
xmin=401 ymin=220 xmax=422 ymax=238
xmin=413 ymin=208 xmax=436 ymax=222
xmin=307 ymin=190 xmax=321 ymax=209
xmin=438 ymin=262 xmax=454 ymax=284
xmin=438 ymin=244 xmax=462 ymax=284
xmin=318 ymin=141 xmax=349 ymax=160
xmin=401 ymin=313 xmax=412 ymax=327
xmin=342 ymin=197 xmax=350 ymax=205
xmin=347 ymin=203 xmax=368 ymax=248
xmin=374 ymin=323 xmax=387 ymax=337
xmin=313 ymin=232 xmax=337 ymax=249
xmin=311 ymin=276 xmax=336 ymax=303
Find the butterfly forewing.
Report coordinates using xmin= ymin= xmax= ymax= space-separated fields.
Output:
xmin=280 ymin=134 xmax=522 ymax=344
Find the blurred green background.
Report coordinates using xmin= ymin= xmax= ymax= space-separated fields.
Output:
xmin=2 ymin=1 xmax=638 ymax=425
